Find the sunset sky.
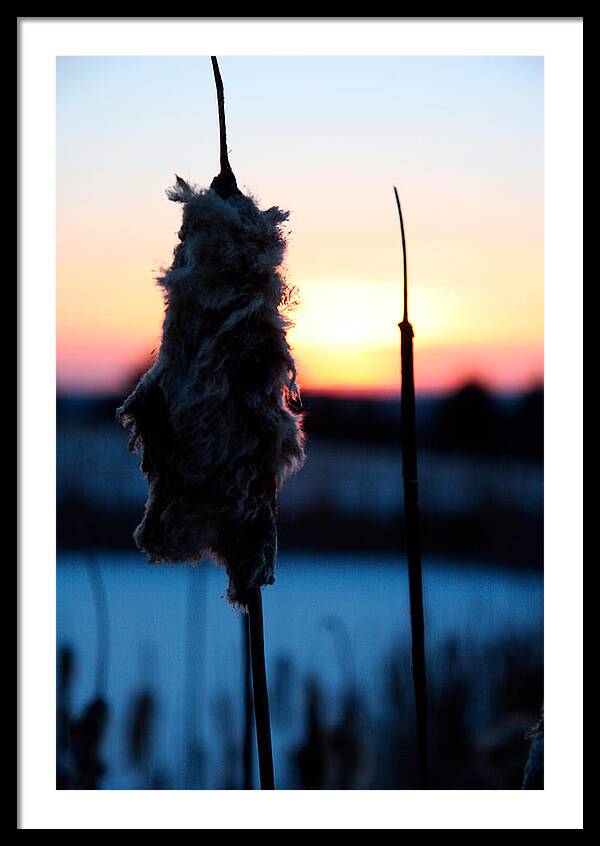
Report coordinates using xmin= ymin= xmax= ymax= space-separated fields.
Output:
xmin=57 ymin=56 xmax=543 ymax=396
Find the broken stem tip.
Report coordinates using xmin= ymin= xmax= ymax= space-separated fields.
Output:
xmin=211 ymin=56 xmax=230 ymax=175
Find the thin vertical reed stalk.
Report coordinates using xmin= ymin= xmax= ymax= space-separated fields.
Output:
xmin=211 ymin=56 xmax=229 ymax=175
xmin=85 ymin=551 xmax=110 ymax=698
xmin=394 ymin=186 xmax=430 ymax=788
xmin=184 ymin=565 xmax=206 ymax=787
xmin=247 ymin=587 xmax=275 ymax=789
xmin=242 ymin=612 xmax=254 ymax=789
xmin=210 ymin=56 xmax=238 ymax=199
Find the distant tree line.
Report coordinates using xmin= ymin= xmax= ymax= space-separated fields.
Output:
xmin=298 ymin=382 xmax=543 ymax=461
xmin=57 ymin=380 xmax=543 ymax=461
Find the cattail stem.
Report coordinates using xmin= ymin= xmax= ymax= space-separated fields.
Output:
xmin=242 ymin=612 xmax=254 ymax=789
xmin=85 ymin=551 xmax=110 ymax=698
xmin=394 ymin=186 xmax=409 ymax=323
xmin=211 ymin=56 xmax=229 ymax=174
xmin=394 ymin=186 xmax=430 ymax=788
xmin=184 ymin=565 xmax=206 ymax=787
xmin=246 ymin=586 xmax=275 ymax=789
xmin=210 ymin=56 xmax=238 ymax=198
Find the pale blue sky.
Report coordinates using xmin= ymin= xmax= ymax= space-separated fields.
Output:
xmin=57 ymin=56 xmax=543 ymax=394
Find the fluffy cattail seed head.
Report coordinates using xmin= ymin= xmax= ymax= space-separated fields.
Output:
xmin=118 ymin=179 xmax=304 ymax=605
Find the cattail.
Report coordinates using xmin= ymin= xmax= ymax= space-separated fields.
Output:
xmin=118 ymin=57 xmax=303 ymax=788
xmin=241 ymin=613 xmax=254 ymax=789
xmin=394 ymin=186 xmax=430 ymax=788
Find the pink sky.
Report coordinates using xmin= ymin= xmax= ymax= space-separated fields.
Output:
xmin=57 ymin=57 xmax=543 ymax=396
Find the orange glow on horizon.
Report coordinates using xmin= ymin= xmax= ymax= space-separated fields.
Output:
xmin=56 ymin=259 xmax=544 ymax=396
xmin=56 ymin=57 xmax=543 ymax=397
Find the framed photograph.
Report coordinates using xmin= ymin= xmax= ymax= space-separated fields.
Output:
xmin=18 ymin=17 xmax=582 ymax=830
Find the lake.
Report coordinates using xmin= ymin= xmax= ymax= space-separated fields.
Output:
xmin=57 ymin=552 xmax=543 ymax=788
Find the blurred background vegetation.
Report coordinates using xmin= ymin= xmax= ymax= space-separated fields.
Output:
xmin=57 ymin=381 xmax=543 ymax=789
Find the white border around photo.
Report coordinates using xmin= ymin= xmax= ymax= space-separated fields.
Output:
xmin=18 ymin=17 xmax=582 ymax=830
